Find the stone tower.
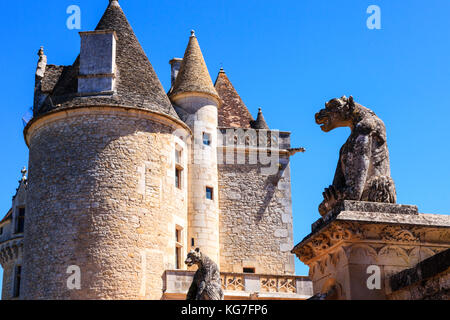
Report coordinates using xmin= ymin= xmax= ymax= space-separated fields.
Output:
xmin=22 ymin=0 xmax=190 ymax=299
xmin=168 ymin=31 xmax=221 ymax=264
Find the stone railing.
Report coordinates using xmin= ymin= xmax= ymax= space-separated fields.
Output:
xmin=163 ymin=270 xmax=312 ymax=300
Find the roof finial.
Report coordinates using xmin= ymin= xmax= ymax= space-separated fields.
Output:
xmin=250 ymin=107 xmax=269 ymax=130
xmin=35 ymin=46 xmax=47 ymax=81
xmin=21 ymin=167 xmax=27 ymax=182
xmin=109 ymin=0 xmax=120 ymax=7
xmin=190 ymin=30 xmax=196 ymax=37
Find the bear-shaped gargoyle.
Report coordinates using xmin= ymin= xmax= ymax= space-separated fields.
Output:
xmin=315 ymin=96 xmax=397 ymax=216
xmin=185 ymin=248 xmax=224 ymax=300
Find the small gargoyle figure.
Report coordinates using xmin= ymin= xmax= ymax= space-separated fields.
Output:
xmin=185 ymin=248 xmax=224 ymax=300
xmin=315 ymin=96 xmax=397 ymax=216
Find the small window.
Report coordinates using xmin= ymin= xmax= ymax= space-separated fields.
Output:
xmin=206 ymin=187 xmax=214 ymax=200
xmin=203 ymin=132 xmax=211 ymax=146
xmin=191 ymin=238 xmax=195 ymax=247
xmin=175 ymin=226 xmax=183 ymax=270
xmin=13 ymin=265 xmax=21 ymax=298
xmin=243 ymin=267 xmax=255 ymax=274
xmin=16 ymin=207 xmax=25 ymax=234
xmin=175 ymin=167 xmax=183 ymax=189
xmin=0 ymin=227 xmax=3 ymax=235
xmin=175 ymin=149 xmax=182 ymax=165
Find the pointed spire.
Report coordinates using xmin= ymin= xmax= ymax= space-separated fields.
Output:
xmin=251 ymin=108 xmax=269 ymax=129
xmin=214 ymin=68 xmax=254 ymax=128
xmin=169 ymin=31 xmax=219 ymax=102
xmin=36 ymin=0 xmax=179 ymax=119
xmin=109 ymin=0 xmax=120 ymax=8
xmin=21 ymin=167 xmax=28 ymax=182
xmin=91 ymin=0 xmax=177 ymax=117
xmin=35 ymin=46 xmax=47 ymax=81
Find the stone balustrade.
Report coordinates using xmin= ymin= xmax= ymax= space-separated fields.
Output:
xmin=163 ymin=270 xmax=312 ymax=300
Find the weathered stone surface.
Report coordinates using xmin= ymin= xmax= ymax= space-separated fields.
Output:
xmin=0 ymin=174 xmax=26 ymax=300
xmin=389 ymin=248 xmax=450 ymax=295
xmin=312 ymin=200 xmax=420 ymax=233
xmin=315 ymin=96 xmax=396 ymax=216
xmin=218 ymin=152 xmax=295 ymax=275
xmin=23 ymin=108 xmax=188 ymax=299
xmin=292 ymin=200 xmax=450 ymax=300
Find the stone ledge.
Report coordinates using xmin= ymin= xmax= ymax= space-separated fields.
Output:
xmin=336 ymin=211 xmax=450 ymax=228
xmin=334 ymin=200 xmax=418 ymax=215
xmin=390 ymin=248 xmax=450 ymax=292
xmin=312 ymin=201 xmax=421 ymax=233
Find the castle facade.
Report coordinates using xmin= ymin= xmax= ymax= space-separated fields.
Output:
xmin=0 ymin=0 xmax=311 ymax=300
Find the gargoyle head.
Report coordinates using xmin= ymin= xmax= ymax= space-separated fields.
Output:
xmin=185 ymin=248 xmax=202 ymax=267
xmin=315 ymin=96 xmax=356 ymax=132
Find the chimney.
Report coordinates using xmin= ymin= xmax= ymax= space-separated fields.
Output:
xmin=78 ymin=30 xmax=118 ymax=94
xmin=169 ymin=58 xmax=183 ymax=87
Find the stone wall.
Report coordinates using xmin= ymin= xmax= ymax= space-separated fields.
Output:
xmin=23 ymin=107 xmax=189 ymax=299
xmin=0 ymin=176 xmax=26 ymax=300
xmin=1 ymin=261 xmax=14 ymax=300
xmin=218 ymin=151 xmax=295 ymax=275
xmin=388 ymin=248 xmax=450 ymax=300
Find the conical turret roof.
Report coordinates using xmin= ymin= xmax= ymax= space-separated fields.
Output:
xmin=251 ymin=108 xmax=269 ymax=129
xmin=169 ymin=31 xmax=219 ymax=101
xmin=37 ymin=0 xmax=179 ymax=119
xmin=214 ymin=68 xmax=254 ymax=128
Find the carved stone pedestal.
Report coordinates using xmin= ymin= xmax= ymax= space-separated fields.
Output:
xmin=292 ymin=201 xmax=450 ymax=300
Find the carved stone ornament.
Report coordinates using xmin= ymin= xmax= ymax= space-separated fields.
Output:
xmin=315 ymin=96 xmax=397 ymax=216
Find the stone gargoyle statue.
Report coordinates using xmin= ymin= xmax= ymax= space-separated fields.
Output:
xmin=185 ymin=248 xmax=224 ymax=300
xmin=315 ymin=96 xmax=397 ymax=216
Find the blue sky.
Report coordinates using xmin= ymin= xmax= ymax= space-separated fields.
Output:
xmin=1 ymin=0 xmax=449 ymax=295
